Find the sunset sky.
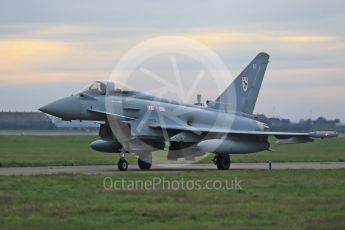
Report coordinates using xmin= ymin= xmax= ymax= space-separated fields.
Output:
xmin=0 ymin=0 xmax=344 ymax=121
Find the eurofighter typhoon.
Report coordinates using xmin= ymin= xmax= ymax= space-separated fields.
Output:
xmin=39 ymin=53 xmax=338 ymax=171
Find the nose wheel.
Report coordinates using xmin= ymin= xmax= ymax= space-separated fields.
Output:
xmin=118 ymin=158 xmax=128 ymax=171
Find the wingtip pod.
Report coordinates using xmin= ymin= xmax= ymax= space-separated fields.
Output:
xmin=309 ymin=131 xmax=339 ymax=138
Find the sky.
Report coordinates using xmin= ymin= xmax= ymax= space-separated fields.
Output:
xmin=0 ymin=0 xmax=344 ymax=121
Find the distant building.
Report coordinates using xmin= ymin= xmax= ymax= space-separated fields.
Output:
xmin=54 ymin=120 xmax=99 ymax=129
xmin=0 ymin=112 xmax=55 ymax=129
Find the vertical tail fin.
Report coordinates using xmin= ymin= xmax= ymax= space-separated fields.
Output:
xmin=211 ymin=52 xmax=269 ymax=114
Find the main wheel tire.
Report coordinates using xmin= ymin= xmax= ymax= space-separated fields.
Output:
xmin=216 ymin=155 xmax=231 ymax=170
xmin=138 ymin=158 xmax=152 ymax=170
xmin=118 ymin=158 xmax=128 ymax=171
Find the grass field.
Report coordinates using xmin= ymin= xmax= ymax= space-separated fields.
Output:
xmin=0 ymin=135 xmax=344 ymax=167
xmin=0 ymin=170 xmax=344 ymax=229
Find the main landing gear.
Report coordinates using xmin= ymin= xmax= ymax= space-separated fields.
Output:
xmin=138 ymin=158 xmax=152 ymax=170
xmin=138 ymin=153 xmax=152 ymax=170
xmin=213 ymin=154 xmax=231 ymax=170
xmin=117 ymin=152 xmax=152 ymax=171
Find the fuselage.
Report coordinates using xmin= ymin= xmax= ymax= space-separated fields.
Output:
xmin=40 ymin=90 xmax=267 ymax=139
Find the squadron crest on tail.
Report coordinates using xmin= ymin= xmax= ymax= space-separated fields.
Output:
xmin=242 ymin=76 xmax=248 ymax=92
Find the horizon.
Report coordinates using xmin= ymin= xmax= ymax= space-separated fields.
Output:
xmin=0 ymin=110 xmax=342 ymax=124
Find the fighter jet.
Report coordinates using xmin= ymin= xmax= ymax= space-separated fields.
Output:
xmin=39 ymin=52 xmax=338 ymax=171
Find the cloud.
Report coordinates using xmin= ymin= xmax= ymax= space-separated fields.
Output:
xmin=0 ymin=38 xmax=111 ymax=86
xmin=180 ymin=29 xmax=345 ymax=71
xmin=0 ymin=70 xmax=107 ymax=86
xmin=0 ymin=39 xmax=72 ymax=71
xmin=184 ymin=29 xmax=341 ymax=47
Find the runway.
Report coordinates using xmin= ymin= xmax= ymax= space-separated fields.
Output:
xmin=0 ymin=162 xmax=344 ymax=175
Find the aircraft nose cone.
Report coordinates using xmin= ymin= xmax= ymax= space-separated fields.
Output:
xmin=39 ymin=96 xmax=81 ymax=120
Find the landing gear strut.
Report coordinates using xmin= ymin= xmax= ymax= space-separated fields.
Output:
xmin=213 ymin=154 xmax=231 ymax=170
xmin=138 ymin=153 xmax=152 ymax=170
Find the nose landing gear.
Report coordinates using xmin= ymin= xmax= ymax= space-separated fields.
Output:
xmin=117 ymin=150 xmax=128 ymax=171
xmin=118 ymin=158 xmax=128 ymax=171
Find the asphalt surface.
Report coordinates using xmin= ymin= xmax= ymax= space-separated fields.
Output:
xmin=0 ymin=162 xmax=344 ymax=175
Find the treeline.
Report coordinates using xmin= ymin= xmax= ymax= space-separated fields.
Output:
xmin=255 ymin=115 xmax=344 ymax=133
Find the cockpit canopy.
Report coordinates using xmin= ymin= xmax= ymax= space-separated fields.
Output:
xmin=76 ymin=81 xmax=133 ymax=96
